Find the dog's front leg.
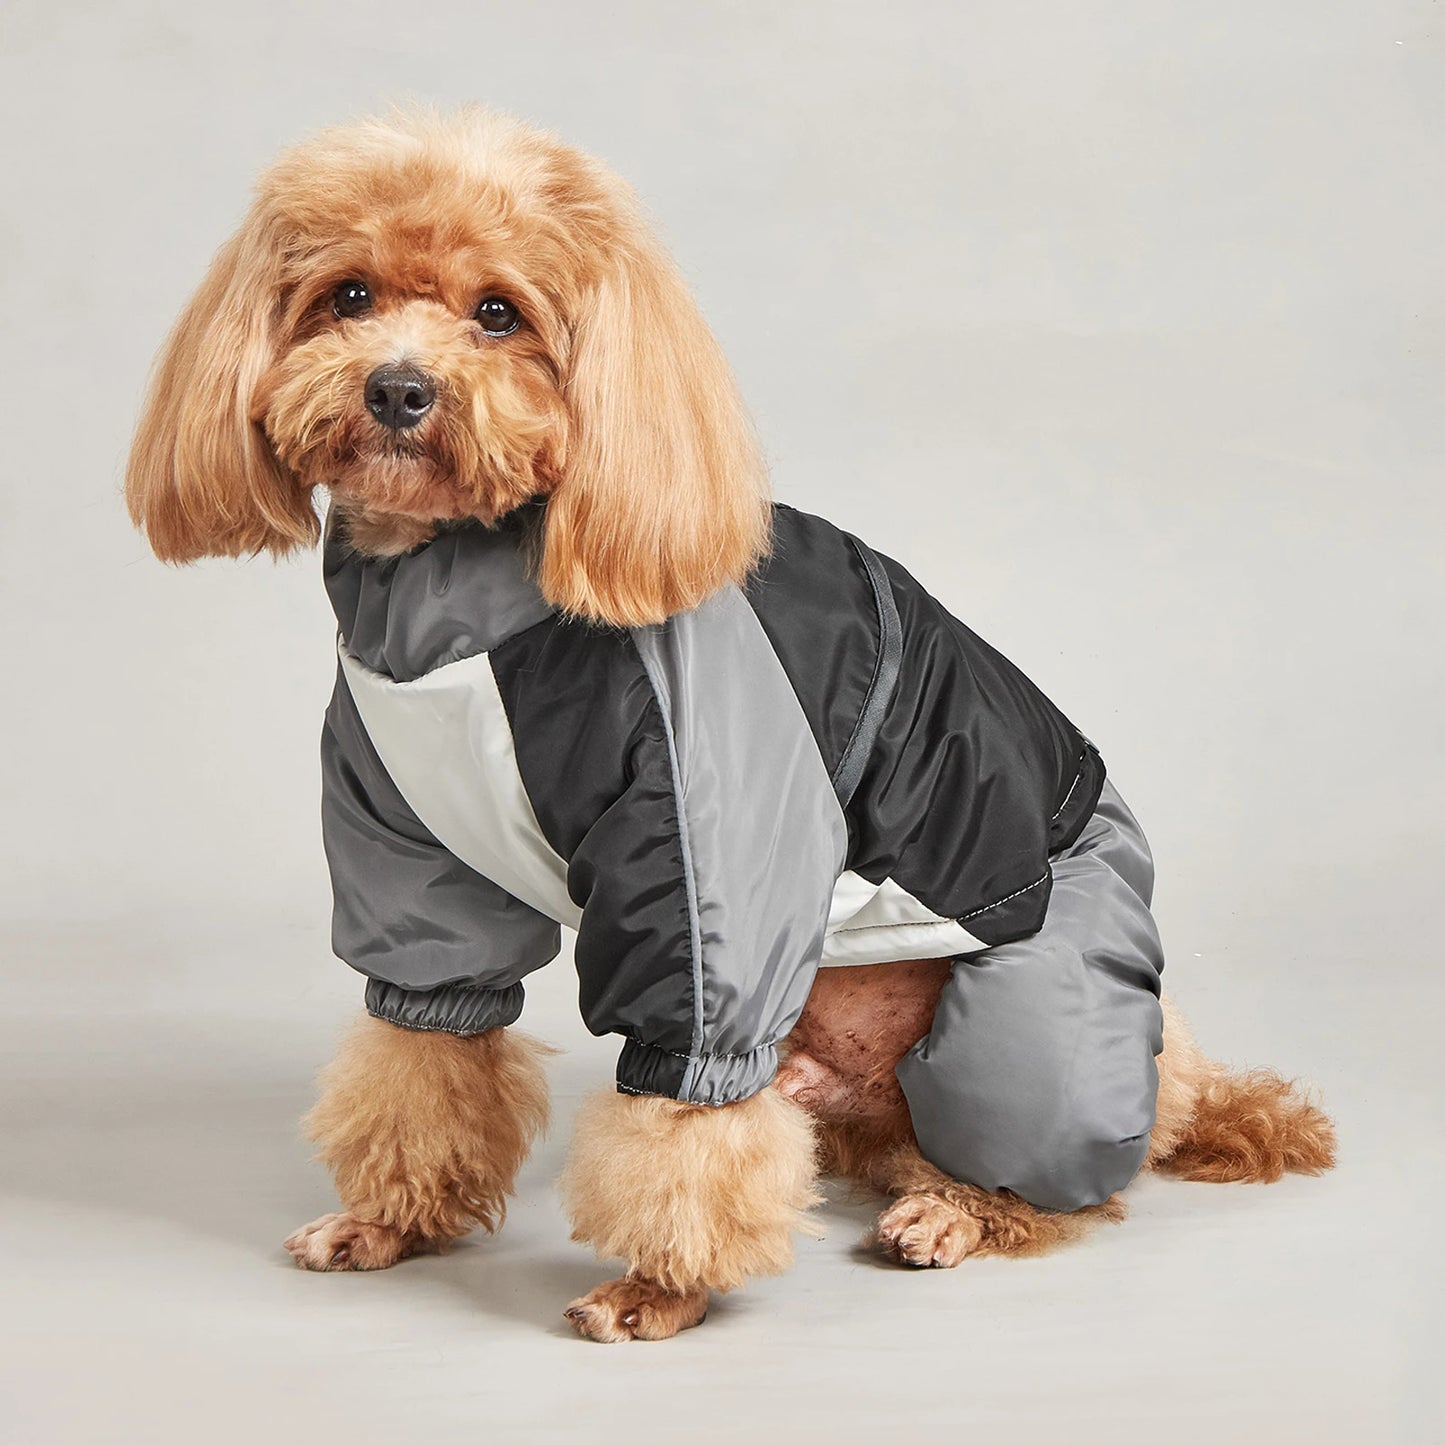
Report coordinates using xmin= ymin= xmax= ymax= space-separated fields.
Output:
xmin=284 ymin=1015 xmax=551 ymax=1271
xmin=560 ymin=1088 xmax=819 ymax=1342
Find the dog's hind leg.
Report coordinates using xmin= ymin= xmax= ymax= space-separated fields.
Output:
xmin=777 ymin=956 xmax=1126 ymax=1268
xmin=285 ymin=1015 xmax=552 ymax=1271
xmin=871 ymin=1150 xmax=1127 ymax=1266
xmin=816 ymin=1117 xmax=1126 ymax=1268
xmin=1145 ymin=997 xmax=1337 ymax=1183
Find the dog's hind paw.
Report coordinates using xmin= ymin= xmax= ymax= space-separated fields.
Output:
xmin=873 ymin=1193 xmax=984 ymax=1268
xmin=283 ymin=1211 xmax=422 ymax=1271
xmin=564 ymin=1277 xmax=709 ymax=1342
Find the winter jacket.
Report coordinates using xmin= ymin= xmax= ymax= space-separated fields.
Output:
xmin=320 ymin=503 xmax=1106 ymax=1105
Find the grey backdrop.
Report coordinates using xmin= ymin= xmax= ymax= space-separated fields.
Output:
xmin=1 ymin=3 xmax=1439 ymax=1442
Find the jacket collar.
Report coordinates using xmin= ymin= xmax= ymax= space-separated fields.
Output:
xmin=323 ymin=508 xmax=556 ymax=682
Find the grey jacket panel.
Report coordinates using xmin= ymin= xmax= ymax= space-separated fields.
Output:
xmin=630 ymin=587 xmax=848 ymax=1100
xmin=321 ymin=670 xmax=562 ymax=1012
xmin=896 ymin=778 xmax=1164 ymax=1210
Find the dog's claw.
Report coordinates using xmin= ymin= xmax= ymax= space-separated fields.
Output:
xmin=873 ymin=1193 xmax=983 ymax=1269
xmin=564 ymin=1278 xmax=709 ymax=1342
xmin=284 ymin=1211 xmax=422 ymax=1272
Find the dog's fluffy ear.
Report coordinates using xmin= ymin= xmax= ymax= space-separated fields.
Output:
xmin=541 ymin=238 xmax=771 ymax=627
xmin=125 ymin=207 xmax=317 ymax=562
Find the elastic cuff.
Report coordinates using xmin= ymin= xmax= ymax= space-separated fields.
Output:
xmin=616 ymin=1038 xmax=779 ymax=1106
xmin=365 ymin=978 xmax=524 ymax=1036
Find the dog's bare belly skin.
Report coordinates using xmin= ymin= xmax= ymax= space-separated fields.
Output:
xmin=777 ymin=958 xmax=952 ymax=1123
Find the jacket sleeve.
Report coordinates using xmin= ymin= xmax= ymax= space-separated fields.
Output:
xmin=566 ymin=588 xmax=848 ymax=1105
xmin=321 ymin=667 xmax=562 ymax=1035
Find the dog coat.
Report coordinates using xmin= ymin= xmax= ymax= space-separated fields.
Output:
xmin=320 ymin=503 xmax=1111 ymax=1108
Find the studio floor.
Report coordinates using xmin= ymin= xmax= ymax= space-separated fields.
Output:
xmin=2 ymin=928 xmax=1435 ymax=1445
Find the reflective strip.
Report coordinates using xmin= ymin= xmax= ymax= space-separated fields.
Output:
xmin=337 ymin=640 xmax=582 ymax=929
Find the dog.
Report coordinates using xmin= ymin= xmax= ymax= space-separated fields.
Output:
xmin=125 ymin=106 xmax=1336 ymax=1343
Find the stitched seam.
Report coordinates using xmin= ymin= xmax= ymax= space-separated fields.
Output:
xmin=827 ymin=874 xmax=1051 ymax=933
xmin=830 ymin=917 xmax=978 ymax=936
xmin=624 ymin=1040 xmax=774 ymax=1062
xmin=957 ymin=872 xmax=1049 ymax=922
xmin=1050 ymin=749 xmax=1088 ymax=821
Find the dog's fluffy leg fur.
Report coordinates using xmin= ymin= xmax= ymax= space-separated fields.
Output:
xmin=284 ymin=1015 xmax=551 ymax=1272
xmin=560 ymin=1088 xmax=820 ymax=1341
xmin=1145 ymin=996 xmax=1337 ymax=1181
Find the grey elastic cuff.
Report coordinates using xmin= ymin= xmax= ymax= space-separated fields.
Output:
xmin=364 ymin=978 xmax=524 ymax=1036
xmin=616 ymin=1038 xmax=779 ymax=1106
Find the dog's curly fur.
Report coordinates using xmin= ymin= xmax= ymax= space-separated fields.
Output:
xmin=126 ymin=106 xmax=769 ymax=628
xmin=127 ymin=105 xmax=1336 ymax=1342
xmin=1144 ymin=997 xmax=1336 ymax=1182
xmin=285 ymin=1017 xmax=552 ymax=1271
xmin=561 ymin=1088 xmax=821 ymax=1293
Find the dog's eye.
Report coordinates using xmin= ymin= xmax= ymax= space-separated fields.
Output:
xmin=332 ymin=280 xmax=373 ymax=318
xmin=475 ymin=297 xmax=520 ymax=336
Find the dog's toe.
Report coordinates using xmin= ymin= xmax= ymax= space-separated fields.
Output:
xmin=873 ymin=1193 xmax=983 ymax=1269
xmin=284 ymin=1211 xmax=420 ymax=1271
xmin=564 ymin=1278 xmax=708 ymax=1342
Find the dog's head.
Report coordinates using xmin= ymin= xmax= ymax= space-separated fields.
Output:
xmin=126 ymin=107 xmax=769 ymax=626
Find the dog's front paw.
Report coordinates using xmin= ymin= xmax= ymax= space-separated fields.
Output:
xmin=283 ymin=1212 xmax=422 ymax=1272
xmin=564 ymin=1277 xmax=709 ymax=1342
xmin=873 ymin=1192 xmax=984 ymax=1268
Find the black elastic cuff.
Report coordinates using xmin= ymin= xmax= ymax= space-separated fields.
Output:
xmin=364 ymin=978 xmax=524 ymax=1036
xmin=616 ymin=1038 xmax=779 ymax=1105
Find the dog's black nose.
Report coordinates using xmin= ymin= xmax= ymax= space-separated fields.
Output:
xmin=365 ymin=364 xmax=436 ymax=430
